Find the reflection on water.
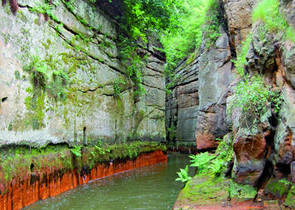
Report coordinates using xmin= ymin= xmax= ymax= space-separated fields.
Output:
xmin=25 ymin=153 xmax=190 ymax=210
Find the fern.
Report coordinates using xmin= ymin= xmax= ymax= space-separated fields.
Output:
xmin=175 ymin=165 xmax=192 ymax=183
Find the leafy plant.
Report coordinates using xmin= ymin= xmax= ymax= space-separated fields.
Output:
xmin=118 ymin=37 xmax=146 ymax=99
xmin=189 ymin=135 xmax=233 ymax=176
xmin=70 ymin=146 xmax=82 ymax=157
xmin=190 ymin=152 xmax=215 ymax=172
xmin=229 ymin=75 xmax=282 ymax=126
xmin=161 ymin=0 xmax=221 ymax=71
xmin=113 ymin=78 xmax=127 ymax=97
xmin=176 ymin=165 xmax=192 ymax=183
xmin=233 ymin=34 xmax=253 ymax=76
xmin=252 ymin=0 xmax=295 ymax=42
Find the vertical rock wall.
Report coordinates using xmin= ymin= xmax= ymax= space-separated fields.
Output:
xmin=168 ymin=0 xmax=295 ymax=202
xmin=0 ymin=0 xmax=166 ymax=147
xmin=166 ymin=58 xmax=199 ymax=147
xmin=166 ymin=0 xmax=255 ymax=150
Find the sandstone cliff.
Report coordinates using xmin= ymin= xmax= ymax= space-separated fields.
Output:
xmin=0 ymin=0 xmax=166 ymax=147
xmin=167 ymin=0 xmax=295 ymax=203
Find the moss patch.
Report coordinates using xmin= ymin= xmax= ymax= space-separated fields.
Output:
xmin=176 ymin=174 xmax=256 ymax=208
xmin=265 ymin=178 xmax=291 ymax=199
xmin=0 ymin=141 xmax=166 ymax=193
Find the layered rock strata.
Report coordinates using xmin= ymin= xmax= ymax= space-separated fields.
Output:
xmin=0 ymin=0 xmax=166 ymax=147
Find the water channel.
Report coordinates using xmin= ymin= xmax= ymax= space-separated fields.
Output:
xmin=25 ymin=153 xmax=190 ymax=210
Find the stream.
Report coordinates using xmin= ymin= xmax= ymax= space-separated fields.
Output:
xmin=25 ymin=153 xmax=190 ymax=210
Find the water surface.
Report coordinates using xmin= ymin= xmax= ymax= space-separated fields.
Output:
xmin=25 ymin=152 xmax=189 ymax=210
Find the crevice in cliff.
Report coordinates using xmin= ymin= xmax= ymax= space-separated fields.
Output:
xmin=217 ymin=0 xmax=237 ymax=58
xmin=142 ymin=82 xmax=165 ymax=92
xmin=146 ymin=65 xmax=164 ymax=74
xmin=170 ymin=78 xmax=199 ymax=90
xmin=255 ymin=105 xmax=280 ymax=190
xmin=255 ymin=160 xmax=274 ymax=190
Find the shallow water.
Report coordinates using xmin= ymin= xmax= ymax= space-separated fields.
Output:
xmin=25 ymin=152 xmax=190 ymax=210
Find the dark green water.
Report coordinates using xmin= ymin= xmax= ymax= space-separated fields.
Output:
xmin=25 ymin=153 xmax=189 ymax=210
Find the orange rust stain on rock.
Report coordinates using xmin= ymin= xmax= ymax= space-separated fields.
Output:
xmin=0 ymin=150 xmax=167 ymax=210
xmin=233 ymin=134 xmax=267 ymax=163
xmin=196 ymin=133 xmax=218 ymax=150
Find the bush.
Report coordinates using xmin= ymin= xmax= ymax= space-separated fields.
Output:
xmin=161 ymin=0 xmax=221 ymax=70
xmin=229 ymin=75 xmax=282 ymax=123
xmin=252 ymin=0 xmax=295 ymax=42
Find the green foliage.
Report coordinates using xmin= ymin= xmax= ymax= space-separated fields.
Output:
xmin=120 ymin=0 xmax=176 ymax=41
xmin=175 ymin=165 xmax=192 ymax=183
xmin=81 ymin=141 xmax=166 ymax=170
xmin=113 ymin=78 xmax=127 ymax=97
xmin=202 ymin=0 xmax=222 ymax=48
xmin=285 ymin=185 xmax=295 ymax=208
xmin=161 ymin=0 xmax=221 ymax=71
xmin=23 ymin=56 xmax=48 ymax=93
xmin=230 ymin=75 xmax=282 ymax=125
xmin=189 ymin=137 xmax=233 ymax=176
xmin=228 ymin=179 xmax=257 ymax=199
xmin=265 ymin=179 xmax=292 ymax=198
xmin=70 ymin=145 xmax=82 ymax=157
xmin=167 ymin=124 xmax=177 ymax=140
xmin=118 ymin=37 xmax=146 ymax=98
xmin=252 ymin=0 xmax=295 ymax=42
xmin=0 ymin=141 xmax=166 ymax=187
xmin=23 ymin=54 xmax=69 ymax=102
xmin=112 ymin=0 xmax=181 ymax=99
xmin=234 ymin=0 xmax=295 ymax=76
xmin=190 ymin=152 xmax=215 ymax=172
xmin=253 ymin=0 xmax=286 ymax=32
xmin=0 ymin=145 xmax=73 ymax=184
xmin=233 ymin=34 xmax=253 ymax=76
xmin=23 ymin=52 xmax=69 ymax=129
xmin=24 ymin=91 xmax=46 ymax=129
xmin=29 ymin=2 xmax=53 ymax=15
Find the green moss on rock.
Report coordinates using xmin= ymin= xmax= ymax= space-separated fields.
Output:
xmin=176 ymin=174 xmax=256 ymax=208
xmin=0 ymin=141 xmax=166 ymax=190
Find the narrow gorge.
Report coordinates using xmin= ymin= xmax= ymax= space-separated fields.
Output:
xmin=0 ymin=0 xmax=295 ymax=209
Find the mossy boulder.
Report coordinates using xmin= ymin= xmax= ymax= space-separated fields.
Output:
xmin=264 ymin=178 xmax=291 ymax=199
xmin=174 ymin=174 xmax=257 ymax=209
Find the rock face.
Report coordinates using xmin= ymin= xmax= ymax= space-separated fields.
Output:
xmin=0 ymin=0 xmax=166 ymax=147
xmin=223 ymin=0 xmax=257 ymax=49
xmin=168 ymin=0 xmax=295 ymax=202
xmin=166 ymin=58 xmax=199 ymax=147
xmin=195 ymin=28 xmax=233 ymax=150
xmin=226 ymin=0 xmax=295 ymax=196
xmin=166 ymin=2 xmax=236 ymax=150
